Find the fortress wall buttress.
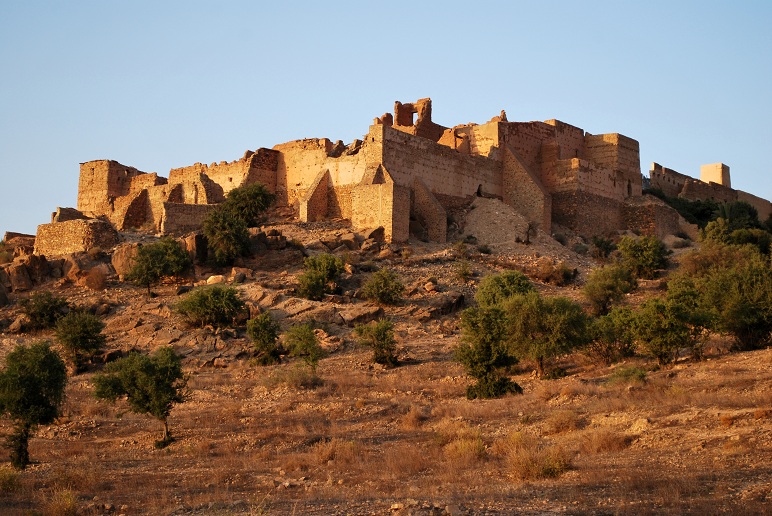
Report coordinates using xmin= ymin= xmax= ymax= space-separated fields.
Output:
xmin=78 ymin=160 xmax=146 ymax=215
xmin=551 ymin=191 xmax=624 ymax=237
xmin=584 ymin=133 xmax=642 ymax=196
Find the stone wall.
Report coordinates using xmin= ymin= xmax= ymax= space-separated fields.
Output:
xmin=160 ymin=203 xmax=217 ymax=235
xmin=78 ymin=160 xmax=147 ymax=215
xmin=649 ymin=163 xmax=690 ymax=198
xmin=502 ymin=145 xmax=552 ymax=231
xmin=299 ymin=169 xmax=330 ymax=222
xmin=623 ymin=197 xmax=698 ymax=240
xmin=412 ymin=177 xmax=447 ymax=243
xmin=551 ymin=191 xmax=624 ymax=237
xmin=35 ymin=219 xmax=118 ymax=257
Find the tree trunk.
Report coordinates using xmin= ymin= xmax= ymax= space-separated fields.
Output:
xmin=162 ymin=418 xmax=169 ymax=441
xmin=536 ymin=357 xmax=545 ymax=378
xmin=9 ymin=422 xmax=32 ymax=470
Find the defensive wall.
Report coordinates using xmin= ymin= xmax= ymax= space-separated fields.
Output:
xmin=36 ymin=97 xmax=770 ymax=256
xmin=649 ymin=163 xmax=772 ymax=221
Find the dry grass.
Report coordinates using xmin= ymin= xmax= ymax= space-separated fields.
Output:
xmin=495 ymin=432 xmax=572 ymax=480
xmin=578 ymin=428 xmax=632 ymax=454
xmin=0 ymin=465 xmax=20 ymax=493
xmin=41 ymin=489 xmax=78 ymax=516
xmin=544 ymin=409 xmax=583 ymax=434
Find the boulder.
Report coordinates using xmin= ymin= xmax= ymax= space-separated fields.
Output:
xmin=339 ymin=233 xmax=359 ymax=250
xmin=360 ymin=239 xmax=380 ymax=253
xmin=339 ymin=304 xmax=383 ymax=326
xmin=0 ymin=266 xmax=9 ymax=290
xmin=8 ymin=314 xmax=30 ymax=333
xmin=362 ymin=227 xmax=385 ymax=242
xmin=206 ymin=274 xmax=226 ymax=285
xmin=19 ymin=254 xmax=49 ymax=284
xmin=427 ymin=291 xmax=465 ymax=317
xmin=111 ymin=243 xmax=140 ymax=281
xmin=7 ymin=263 xmax=32 ymax=292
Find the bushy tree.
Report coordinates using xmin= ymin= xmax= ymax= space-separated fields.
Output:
xmin=203 ymin=209 xmax=250 ymax=266
xmin=354 ymin=319 xmax=398 ymax=367
xmin=176 ymin=286 xmax=245 ymax=328
xmin=247 ymin=312 xmax=282 ymax=365
xmin=361 ymin=268 xmax=404 ymax=305
xmin=202 ymin=182 xmax=275 ymax=266
xmin=283 ymin=323 xmax=324 ymax=372
xmin=455 ymin=307 xmax=521 ymax=399
xmin=475 ymin=270 xmax=534 ymax=308
xmin=220 ymin=182 xmax=275 ymax=227
xmin=504 ymin=292 xmax=591 ymax=377
xmin=585 ymin=307 xmax=636 ymax=366
xmin=20 ymin=291 xmax=70 ymax=330
xmin=715 ymin=201 xmax=760 ymax=231
xmin=631 ymin=296 xmax=700 ymax=365
xmin=617 ymin=235 xmax=670 ymax=279
xmin=93 ymin=347 xmax=187 ymax=447
xmin=126 ymin=237 xmax=192 ymax=294
xmin=297 ymin=254 xmax=344 ymax=300
xmin=0 ymin=342 xmax=67 ymax=469
xmin=582 ymin=265 xmax=637 ymax=315
xmin=55 ymin=311 xmax=106 ymax=371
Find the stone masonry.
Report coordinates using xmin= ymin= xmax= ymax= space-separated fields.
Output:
xmin=36 ymin=98 xmax=770 ymax=254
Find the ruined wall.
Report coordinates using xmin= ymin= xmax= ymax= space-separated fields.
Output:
xmin=499 ymin=122 xmax=556 ymax=171
xmin=649 ymin=163 xmax=690 ymax=198
xmin=502 ymin=145 xmax=552 ymax=231
xmin=129 ymin=172 xmax=167 ymax=193
xmin=736 ymin=191 xmax=772 ymax=221
xmin=35 ymin=219 xmax=118 ymax=256
xmin=623 ymin=197 xmax=698 ymax=240
xmin=351 ymin=181 xmax=410 ymax=242
xmin=78 ymin=160 xmax=147 ymax=215
xmin=551 ymin=191 xmax=624 ymax=237
xmin=299 ymin=170 xmax=330 ymax=222
xmin=391 ymin=98 xmax=447 ymax=142
xmin=584 ymin=133 xmax=641 ymax=196
xmin=680 ymin=178 xmax=736 ymax=204
xmin=544 ymin=120 xmax=586 ymax=160
xmin=412 ymin=177 xmax=447 ymax=243
xmin=160 ymin=203 xmax=217 ymax=235
xmin=377 ymin=125 xmax=502 ymax=202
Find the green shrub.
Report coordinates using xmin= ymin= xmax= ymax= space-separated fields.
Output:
xmin=475 ymin=270 xmax=534 ymax=308
xmin=631 ymin=296 xmax=701 ymax=365
xmin=617 ymin=235 xmax=670 ymax=279
xmin=583 ymin=265 xmax=637 ymax=315
xmin=456 ymin=307 xmax=521 ymax=399
xmin=591 ymin=236 xmax=616 ymax=260
xmin=20 ymin=291 xmax=70 ymax=330
xmin=455 ymin=259 xmax=472 ymax=282
xmin=606 ymin=366 xmax=647 ymax=385
xmin=297 ymin=254 xmax=344 ymax=300
xmin=504 ymin=292 xmax=591 ymax=377
xmin=176 ymin=286 xmax=245 ymax=328
xmin=361 ymin=268 xmax=404 ymax=305
xmin=728 ymin=228 xmax=771 ymax=256
xmin=354 ymin=319 xmax=398 ymax=367
xmin=55 ymin=311 xmax=106 ymax=371
xmin=283 ymin=323 xmax=324 ymax=372
xmin=94 ymin=347 xmax=187 ymax=447
xmin=477 ymin=244 xmax=492 ymax=255
xmin=585 ymin=307 xmax=636 ymax=366
xmin=715 ymin=201 xmax=761 ymax=231
xmin=572 ymin=242 xmax=589 ymax=255
xmin=247 ymin=312 xmax=282 ymax=365
xmin=202 ymin=209 xmax=250 ymax=266
xmin=0 ymin=241 xmax=11 ymax=265
xmin=0 ymin=342 xmax=67 ymax=469
xmin=126 ymin=237 xmax=192 ymax=294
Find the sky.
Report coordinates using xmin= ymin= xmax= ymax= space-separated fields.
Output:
xmin=1 ymin=1 xmax=771 ymax=236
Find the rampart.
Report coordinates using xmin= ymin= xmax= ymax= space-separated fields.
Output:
xmin=64 ymin=97 xmax=769 ymax=248
xmin=34 ymin=219 xmax=118 ymax=257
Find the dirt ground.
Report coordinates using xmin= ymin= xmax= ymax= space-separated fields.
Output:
xmin=1 ymin=209 xmax=771 ymax=515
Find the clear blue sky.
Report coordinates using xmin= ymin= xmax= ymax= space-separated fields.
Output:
xmin=2 ymin=1 xmax=770 ymax=236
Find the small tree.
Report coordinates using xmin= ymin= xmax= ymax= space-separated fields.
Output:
xmin=504 ymin=292 xmax=591 ymax=377
xmin=455 ymin=307 xmax=522 ymax=399
xmin=582 ymin=265 xmax=637 ymax=316
xmin=247 ymin=312 xmax=282 ymax=365
xmin=475 ymin=271 xmax=534 ymax=308
xmin=631 ymin=296 xmax=701 ymax=366
xmin=203 ymin=209 xmax=250 ymax=266
xmin=0 ymin=342 xmax=67 ymax=469
xmin=354 ymin=319 xmax=398 ymax=367
xmin=93 ymin=347 xmax=187 ymax=447
xmin=361 ymin=268 xmax=404 ymax=305
xmin=219 ymin=182 xmax=275 ymax=227
xmin=617 ymin=235 xmax=670 ymax=279
xmin=55 ymin=311 xmax=106 ymax=372
xmin=126 ymin=237 xmax=192 ymax=295
xmin=585 ymin=307 xmax=636 ymax=366
xmin=283 ymin=323 xmax=324 ymax=372
xmin=19 ymin=291 xmax=70 ymax=330
xmin=176 ymin=286 xmax=245 ymax=328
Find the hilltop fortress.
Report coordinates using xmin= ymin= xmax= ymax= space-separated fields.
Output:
xmin=32 ymin=98 xmax=772 ymax=255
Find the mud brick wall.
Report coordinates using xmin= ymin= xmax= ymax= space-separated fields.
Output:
xmin=160 ymin=203 xmax=217 ymax=235
xmin=499 ymin=122 xmax=556 ymax=171
xmin=551 ymin=191 xmax=623 ymax=237
xmin=351 ymin=182 xmax=410 ymax=242
xmin=129 ymin=172 xmax=167 ymax=193
xmin=584 ymin=133 xmax=641 ymax=193
xmin=737 ymin=191 xmax=772 ymax=221
xmin=78 ymin=160 xmax=146 ymax=214
xmin=329 ymin=184 xmax=354 ymax=220
xmin=544 ymin=120 xmax=586 ymax=160
xmin=503 ymin=146 xmax=552 ymax=231
xmin=649 ymin=163 xmax=690 ymax=198
xmin=623 ymin=200 xmax=687 ymax=239
xmin=378 ymin=125 xmax=501 ymax=201
xmin=299 ymin=170 xmax=329 ymax=222
xmin=412 ymin=177 xmax=447 ymax=243
xmin=680 ymin=178 xmax=736 ymax=204
xmin=34 ymin=219 xmax=118 ymax=256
